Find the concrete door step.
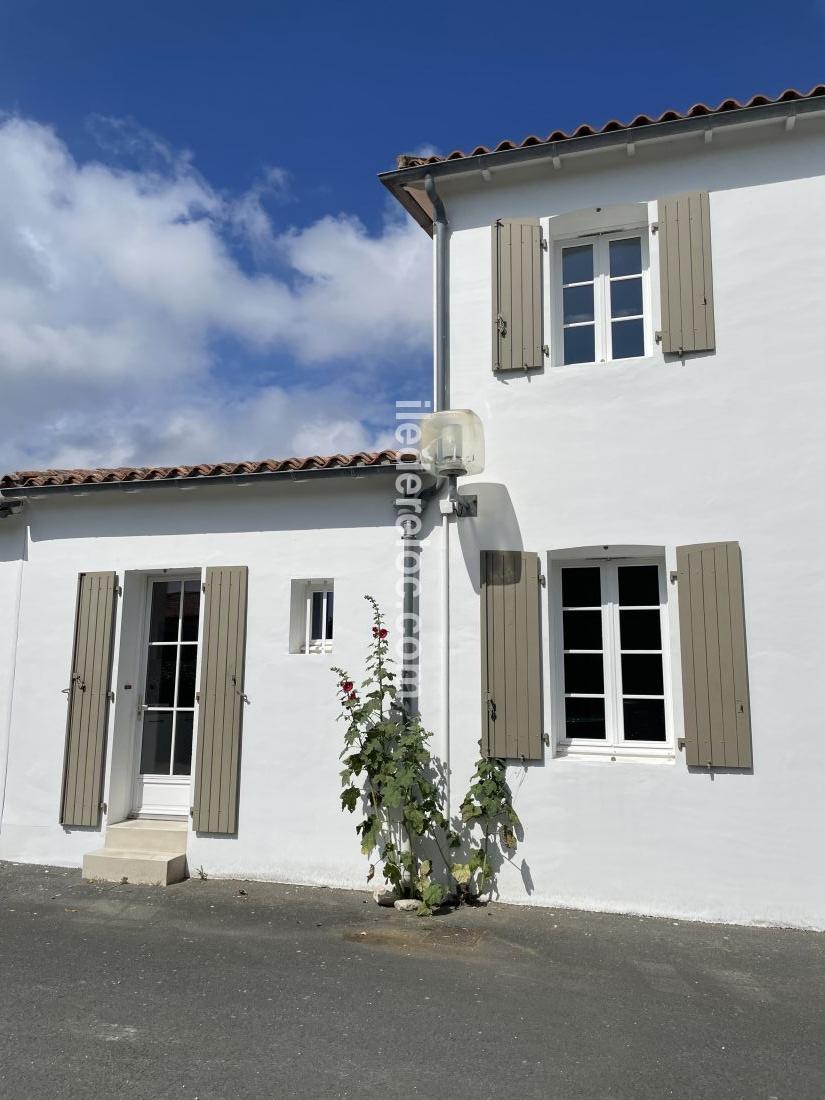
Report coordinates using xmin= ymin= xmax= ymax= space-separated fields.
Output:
xmin=82 ymin=848 xmax=187 ymax=886
xmin=104 ymin=818 xmax=188 ymax=855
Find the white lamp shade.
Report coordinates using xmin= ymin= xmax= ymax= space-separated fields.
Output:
xmin=420 ymin=409 xmax=485 ymax=478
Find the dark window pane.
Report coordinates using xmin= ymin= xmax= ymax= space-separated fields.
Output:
xmin=177 ymin=646 xmax=197 ymax=706
xmin=562 ymin=609 xmax=602 ymax=650
xmin=145 ymin=646 xmax=177 ymax=706
xmin=562 ymin=244 xmax=593 ymax=284
xmin=181 ymin=580 xmax=201 ymax=642
xmin=310 ymin=591 xmax=324 ymax=641
xmin=148 ymin=581 xmax=181 ymax=643
xmin=325 ymin=591 xmax=334 ymax=640
xmin=623 ymin=698 xmax=666 ymax=742
xmin=609 ymin=237 xmax=642 ymax=277
xmin=565 ymin=696 xmax=606 ymax=739
xmin=611 ymin=318 xmax=644 ymax=359
xmin=610 ymin=277 xmax=643 ymax=318
xmin=618 ymin=565 xmax=660 ymax=606
xmin=140 ymin=712 xmax=173 ymax=774
xmin=563 ymin=284 xmax=594 ymax=324
xmin=562 ymin=567 xmax=601 ymax=608
xmin=621 ymin=654 xmax=664 ymax=696
xmin=564 ymin=324 xmax=595 ymax=364
xmin=619 ymin=609 xmax=662 ymax=651
xmin=173 ymin=713 xmax=194 ymax=775
xmin=564 ymin=653 xmax=604 ymax=694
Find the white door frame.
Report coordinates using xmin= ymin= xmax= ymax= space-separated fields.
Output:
xmin=131 ymin=569 xmax=203 ymax=818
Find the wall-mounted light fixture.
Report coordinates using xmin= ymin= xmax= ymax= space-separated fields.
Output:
xmin=420 ymin=409 xmax=484 ymax=517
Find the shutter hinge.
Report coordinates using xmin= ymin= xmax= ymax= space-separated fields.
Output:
xmin=542 ymin=344 xmax=549 ymax=358
xmin=539 ymin=573 xmax=547 ymax=588
xmin=190 ymin=806 xmax=195 ymax=819
xmin=116 ymin=584 xmax=123 ymax=597
xmin=100 ymin=801 xmax=107 ymax=814
xmin=677 ymin=738 xmax=686 ymax=752
xmin=651 ymin=222 xmax=659 ymax=234
xmin=542 ymin=732 xmax=550 ymax=747
xmin=669 ymin=570 xmax=678 ymax=585
xmin=655 ymin=331 xmax=663 ymax=345
xmin=195 ymin=691 xmax=200 ymax=703
xmin=202 ymin=583 xmax=206 ymax=593
xmin=540 ymin=237 xmax=548 ymax=251
xmin=108 ymin=690 xmax=115 ymax=703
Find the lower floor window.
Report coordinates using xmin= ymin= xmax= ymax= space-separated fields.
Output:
xmin=557 ymin=560 xmax=669 ymax=749
xmin=289 ymin=578 xmax=334 ymax=654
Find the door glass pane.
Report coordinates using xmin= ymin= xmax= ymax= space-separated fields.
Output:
xmin=145 ymin=647 xmax=177 ymax=706
xmin=609 ymin=237 xmax=642 ymax=277
xmin=310 ymin=591 xmax=324 ymax=641
xmin=565 ymin=696 xmax=606 ymax=739
xmin=621 ymin=654 xmax=664 ymax=696
xmin=140 ymin=712 xmax=173 ymax=774
xmin=173 ymin=713 xmax=194 ymax=775
xmin=181 ymin=580 xmax=201 ymax=642
xmin=563 ymin=324 xmax=595 ymax=364
xmin=177 ymin=646 xmax=198 ymax=706
xmin=562 ymin=244 xmax=594 ymax=283
xmin=564 ymin=653 xmax=604 ymax=694
xmin=623 ymin=699 xmax=666 ymax=741
xmin=610 ymin=278 xmax=643 ymax=318
xmin=563 ymin=284 xmax=594 ymax=324
xmin=618 ymin=565 xmax=660 ymax=606
xmin=148 ymin=581 xmax=182 ymax=642
xmin=611 ymin=318 xmax=644 ymax=359
xmin=562 ymin=567 xmax=601 ymax=608
xmin=562 ymin=609 xmax=602 ymax=650
xmin=619 ymin=609 xmax=661 ymax=650
xmin=325 ymin=591 xmax=334 ymax=640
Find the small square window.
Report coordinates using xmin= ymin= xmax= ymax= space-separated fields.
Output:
xmin=289 ymin=580 xmax=334 ymax=654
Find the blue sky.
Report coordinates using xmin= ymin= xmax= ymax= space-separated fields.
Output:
xmin=0 ymin=0 xmax=821 ymax=471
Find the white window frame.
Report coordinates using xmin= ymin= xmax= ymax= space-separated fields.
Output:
xmin=552 ymin=229 xmax=652 ymax=366
xmin=289 ymin=578 xmax=334 ymax=655
xmin=550 ymin=558 xmax=674 ymax=758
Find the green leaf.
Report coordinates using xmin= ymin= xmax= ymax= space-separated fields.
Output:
xmin=451 ymin=863 xmax=471 ymax=885
xmin=340 ymin=786 xmax=360 ymax=813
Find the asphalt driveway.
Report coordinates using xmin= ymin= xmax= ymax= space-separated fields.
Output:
xmin=0 ymin=861 xmax=823 ymax=1099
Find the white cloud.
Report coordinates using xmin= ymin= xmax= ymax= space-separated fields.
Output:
xmin=0 ymin=115 xmax=431 ymax=472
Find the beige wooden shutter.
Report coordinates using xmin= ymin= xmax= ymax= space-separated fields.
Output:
xmin=480 ymin=550 xmax=542 ymax=760
xmin=59 ymin=572 xmax=118 ymax=827
xmin=658 ymin=192 xmax=715 ymax=355
xmin=193 ymin=566 xmax=248 ymax=834
xmin=492 ymin=219 xmax=544 ymax=372
xmin=676 ymin=542 xmax=752 ymax=768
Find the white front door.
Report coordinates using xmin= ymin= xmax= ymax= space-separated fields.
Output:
xmin=133 ymin=577 xmax=201 ymax=817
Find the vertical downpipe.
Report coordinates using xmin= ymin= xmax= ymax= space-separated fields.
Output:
xmin=425 ymin=174 xmax=452 ymax=817
xmin=0 ymin=520 xmax=28 ymax=834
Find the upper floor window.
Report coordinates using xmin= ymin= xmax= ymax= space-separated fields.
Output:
xmin=557 ymin=231 xmax=649 ymax=365
xmin=289 ymin=579 xmax=334 ymax=654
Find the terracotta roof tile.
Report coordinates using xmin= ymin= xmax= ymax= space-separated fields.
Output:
xmin=394 ymin=85 xmax=825 ymax=168
xmin=0 ymin=450 xmax=403 ymax=490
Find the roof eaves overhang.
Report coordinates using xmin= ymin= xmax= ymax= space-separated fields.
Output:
xmin=0 ymin=462 xmax=408 ymax=500
xmin=380 ymin=95 xmax=825 ymax=233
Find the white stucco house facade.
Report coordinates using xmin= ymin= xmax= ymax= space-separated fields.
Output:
xmin=2 ymin=85 xmax=824 ymax=928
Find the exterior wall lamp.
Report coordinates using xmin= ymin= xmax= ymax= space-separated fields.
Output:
xmin=420 ymin=409 xmax=484 ymax=517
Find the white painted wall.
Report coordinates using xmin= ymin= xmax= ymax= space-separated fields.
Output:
xmin=422 ymin=118 xmax=825 ymax=927
xmin=0 ymin=478 xmax=404 ymax=889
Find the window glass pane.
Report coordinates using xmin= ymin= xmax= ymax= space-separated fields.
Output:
xmin=177 ymin=646 xmax=197 ymax=706
xmin=562 ymin=609 xmax=602 ymax=650
xmin=563 ymin=284 xmax=594 ymax=325
xmin=140 ymin=712 xmax=173 ymax=774
xmin=145 ymin=646 xmax=177 ymax=706
xmin=609 ymin=237 xmax=642 ymax=277
xmin=148 ymin=581 xmax=181 ymax=643
xmin=564 ymin=653 xmax=604 ymax=694
xmin=621 ymin=654 xmax=664 ymax=696
xmin=619 ymin=609 xmax=661 ymax=651
xmin=310 ymin=590 xmax=324 ymax=641
xmin=610 ymin=277 xmax=643 ymax=318
xmin=561 ymin=567 xmax=601 ymax=608
xmin=623 ymin=699 xmax=666 ymax=742
xmin=565 ymin=696 xmax=606 ymax=739
xmin=325 ymin=591 xmax=334 ymax=640
xmin=618 ymin=565 xmax=660 ymax=606
xmin=181 ymin=580 xmax=201 ymax=642
xmin=173 ymin=713 xmax=194 ymax=775
xmin=562 ymin=244 xmax=593 ymax=284
xmin=564 ymin=325 xmax=595 ymax=364
xmin=611 ymin=318 xmax=644 ymax=359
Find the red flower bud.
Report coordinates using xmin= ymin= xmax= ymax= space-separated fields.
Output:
xmin=341 ymin=680 xmax=353 ymax=693
xmin=379 ymin=628 xmax=388 ymax=639
xmin=372 ymin=626 xmax=379 ymax=637
xmin=348 ymin=691 xmax=357 ymax=701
